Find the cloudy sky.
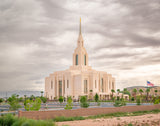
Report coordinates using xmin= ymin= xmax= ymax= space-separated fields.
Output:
xmin=0 ymin=0 xmax=160 ymax=92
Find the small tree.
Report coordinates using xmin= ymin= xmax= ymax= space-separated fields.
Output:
xmin=59 ymin=96 xmax=64 ymax=104
xmin=65 ymin=96 xmax=73 ymax=110
xmin=94 ymin=93 xmax=99 ymax=102
xmin=24 ymin=97 xmax=41 ymax=111
xmin=0 ymin=98 xmax=4 ymax=104
xmin=8 ymin=94 xmax=21 ymax=110
xmin=80 ymin=96 xmax=89 ymax=108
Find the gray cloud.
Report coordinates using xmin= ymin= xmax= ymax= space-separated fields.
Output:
xmin=0 ymin=0 xmax=160 ymax=92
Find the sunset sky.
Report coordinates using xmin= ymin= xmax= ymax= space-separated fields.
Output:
xmin=0 ymin=0 xmax=160 ymax=92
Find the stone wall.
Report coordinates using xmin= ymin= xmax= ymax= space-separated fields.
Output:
xmin=18 ymin=104 xmax=160 ymax=120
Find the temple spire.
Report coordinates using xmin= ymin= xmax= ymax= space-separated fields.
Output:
xmin=79 ymin=17 xmax=81 ymax=35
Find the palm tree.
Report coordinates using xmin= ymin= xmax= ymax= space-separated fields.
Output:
xmin=146 ymin=88 xmax=150 ymax=102
xmin=133 ymin=88 xmax=137 ymax=100
xmin=139 ymin=89 xmax=143 ymax=97
xmin=133 ymin=88 xmax=137 ymax=95
xmin=117 ymin=89 xmax=120 ymax=95
xmin=154 ymin=90 xmax=158 ymax=96
xmin=41 ymin=91 xmax=44 ymax=97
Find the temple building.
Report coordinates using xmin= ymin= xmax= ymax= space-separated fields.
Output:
xmin=45 ymin=19 xmax=115 ymax=100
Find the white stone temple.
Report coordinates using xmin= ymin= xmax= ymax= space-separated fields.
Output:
xmin=45 ymin=18 xmax=115 ymax=100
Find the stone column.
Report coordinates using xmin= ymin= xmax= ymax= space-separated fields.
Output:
xmin=57 ymin=75 xmax=59 ymax=97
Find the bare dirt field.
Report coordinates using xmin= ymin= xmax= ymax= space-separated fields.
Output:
xmin=57 ymin=113 xmax=160 ymax=126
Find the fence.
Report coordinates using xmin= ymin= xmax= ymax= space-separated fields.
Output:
xmin=18 ymin=104 xmax=160 ymax=120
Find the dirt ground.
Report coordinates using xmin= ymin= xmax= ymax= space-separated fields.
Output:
xmin=57 ymin=113 xmax=160 ymax=126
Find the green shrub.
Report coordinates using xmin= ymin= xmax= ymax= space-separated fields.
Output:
xmin=80 ymin=96 xmax=89 ymax=108
xmin=154 ymin=98 xmax=160 ymax=104
xmin=24 ymin=98 xmax=41 ymax=111
xmin=40 ymin=96 xmax=47 ymax=103
xmin=19 ymin=97 xmax=24 ymax=102
xmin=0 ymin=114 xmax=55 ymax=126
xmin=59 ymin=96 xmax=64 ymax=104
xmin=131 ymin=97 xmax=134 ymax=101
xmin=136 ymin=96 xmax=141 ymax=105
xmin=53 ymin=116 xmax=85 ymax=122
xmin=114 ymin=98 xmax=126 ymax=107
xmin=0 ymin=114 xmax=18 ymax=126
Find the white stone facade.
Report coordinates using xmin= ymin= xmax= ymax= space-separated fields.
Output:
xmin=45 ymin=19 xmax=115 ymax=100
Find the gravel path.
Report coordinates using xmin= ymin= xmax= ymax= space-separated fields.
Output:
xmin=57 ymin=113 xmax=160 ymax=126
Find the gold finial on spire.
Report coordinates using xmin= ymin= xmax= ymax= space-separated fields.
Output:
xmin=79 ymin=17 xmax=81 ymax=35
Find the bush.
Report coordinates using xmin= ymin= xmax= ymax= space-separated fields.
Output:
xmin=0 ymin=114 xmax=18 ymax=126
xmin=131 ymin=97 xmax=134 ymax=101
xmin=80 ymin=96 xmax=89 ymax=108
xmin=19 ymin=97 xmax=24 ymax=102
xmin=40 ymin=96 xmax=47 ymax=103
xmin=136 ymin=97 xmax=141 ymax=105
xmin=53 ymin=116 xmax=85 ymax=122
xmin=114 ymin=98 xmax=126 ymax=107
xmin=24 ymin=98 xmax=41 ymax=111
xmin=59 ymin=96 xmax=64 ymax=104
xmin=65 ymin=97 xmax=73 ymax=110
xmin=154 ymin=98 xmax=160 ymax=104
xmin=0 ymin=114 xmax=55 ymax=126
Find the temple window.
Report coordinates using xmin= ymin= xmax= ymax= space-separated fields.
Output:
xmin=84 ymin=80 xmax=88 ymax=93
xmin=76 ymin=54 xmax=78 ymax=65
xmin=84 ymin=55 xmax=86 ymax=65
xmin=67 ymin=80 xmax=69 ymax=88
xmin=101 ymin=78 xmax=103 ymax=92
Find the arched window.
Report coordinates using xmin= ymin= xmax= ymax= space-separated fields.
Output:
xmin=101 ymin=78 xmax=103 ymax=92
xmin=76 ymin=54 xmax=78 ymax=65
xmin=84 ymin=80 xmax=88 ymax=93
xmin=84 ymin=55 xmax=86 ymax=65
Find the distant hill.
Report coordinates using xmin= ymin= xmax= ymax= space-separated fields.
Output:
xmin=0 ymin=90 xmax=42 ymax=98
xmin=126 ymin=86 xmax=159 ymax=90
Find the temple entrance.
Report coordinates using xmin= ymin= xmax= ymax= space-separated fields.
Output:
xmin=59 ymin=80 xmax=62 ymax=97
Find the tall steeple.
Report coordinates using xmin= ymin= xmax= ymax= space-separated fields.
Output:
xmin=77 ymin=17 xmax=84 ymax=47
xmin=79 ymin=17 xmax=81 ymax=35
xmin=72 ymin=18 xmax=89 ymax=67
